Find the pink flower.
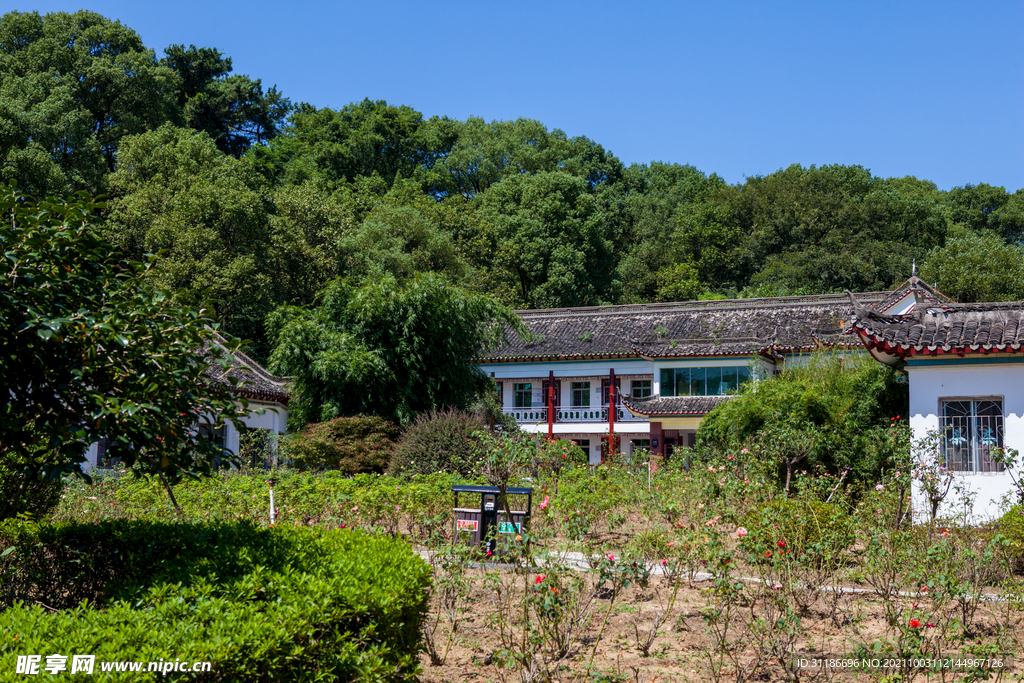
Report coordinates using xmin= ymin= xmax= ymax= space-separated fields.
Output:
xmin=707 ymin=465 xmax=715 ymax=472
xmin=540 ymin=495 xmax=549 ymax=510
xmin=661 ymin=559 xmax=667 ymax=566
xmin=741 ymin=448 xmax=749 ymax=454
xmin=736 ymin=527 xmax=748 ymax=538
xmin=608 ymin=554 xmax=615 ymax=561
xmin=773 ymin=582 xmax=783 ymax=590
xmin=728 ymin=454 xmax=734 ymax=460
xmin=875 ymin=484 xmax=885 ymax=491
xmin=535 ymin=575 xmax=546 ymax=584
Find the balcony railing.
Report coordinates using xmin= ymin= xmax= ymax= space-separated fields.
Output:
xmin=502 ymin=406 xmax=645 ymax=423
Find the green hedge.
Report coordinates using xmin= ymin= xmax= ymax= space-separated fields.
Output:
xmin=0 ymin=520 xmax=430 ymax=681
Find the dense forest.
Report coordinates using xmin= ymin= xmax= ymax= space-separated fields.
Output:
xmin=4 ymin=9 xmax=1024 ymax=363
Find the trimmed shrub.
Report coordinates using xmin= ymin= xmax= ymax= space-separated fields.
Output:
xmin=0 ymin=520 xmax=430 ymax=681
xmin=283 ymin=415 xmax=399 ymax=474
xmin=388 ymin=408 xmax=488 ymax=476
xmin=741 ymin=497 xmax=854 ymax=563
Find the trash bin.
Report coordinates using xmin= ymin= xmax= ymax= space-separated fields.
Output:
xmin=452 ymin=484 xmax=532 ymax=553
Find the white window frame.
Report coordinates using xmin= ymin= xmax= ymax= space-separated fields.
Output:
xmin=571 ymin=381 xmax=590 ymax=408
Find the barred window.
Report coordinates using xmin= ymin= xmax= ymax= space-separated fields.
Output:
xmin=940 ymin=399 xmax=1004 ymax=472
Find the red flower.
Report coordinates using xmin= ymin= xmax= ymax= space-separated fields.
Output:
xmin=764 ymin=551 xmax=772 ymax=558
xmin=909 ymin=619 xmax=921 ymax=628
xmin=777 ymin=540 xmax=786 ymax=548
xmin=535 ymin=575 xmax=545 ymax=584
xmin=927 ymin=623 xmax=936 ymax=628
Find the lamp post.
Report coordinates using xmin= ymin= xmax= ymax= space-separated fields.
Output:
xmin=267 ymin=478 xmax=277 ymax=526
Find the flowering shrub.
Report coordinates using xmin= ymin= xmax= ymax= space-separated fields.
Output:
xmin=740 ymin=497 xmax=853 ymax=564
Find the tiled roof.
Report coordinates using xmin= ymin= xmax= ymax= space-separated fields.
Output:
xmin=870 ymin=276 xmax=953 ymax=313
xmin=481 ymin=292 xmax=889 ymax=362
xmin=202 ymin=337 xmax=291 ymax=403
xmin=850 ymin=296 xmax=1024 ymax=357
xmin=622 ymin=394 xmax=731 ymax=416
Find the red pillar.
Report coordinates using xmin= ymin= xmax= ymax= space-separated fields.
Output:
xmin=547 ymin=370 xmax=555 ymax=440
xmin=608 ymin=368 xmax=616 ymax=454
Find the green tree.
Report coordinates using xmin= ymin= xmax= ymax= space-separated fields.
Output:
xmin=266 ymin=273 xmax=522 ymax=427
xmin=0 ymin=10 xmax=179 ymax=196
xmin=920 ymin=226 xmax=1024 ymax=302
xmin=104 ymin=125 xmax=276 ymax=350
xmin=161 ymin=44 xmax=292 ymax=157
xmin=476 ymin=171 xmax=621 ymax=307
xmin=0 ymin=190 xmax=251 ymax=519
xmin=616 ymin=162 xmax=726 ymax=302
xmin=653 ymin=262 xmax=706 ymax=302
xmin=250 ymin=99 xmax=434 ymax=188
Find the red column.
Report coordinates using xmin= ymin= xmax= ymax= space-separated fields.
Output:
xmin=547 ymin=370 xmax=555 ymax=440
xmin=608 ymin=368 xmax=616 ymax=453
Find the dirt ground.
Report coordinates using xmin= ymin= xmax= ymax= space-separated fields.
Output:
xmin=416 ymin=566 xmax=1019 ymax=683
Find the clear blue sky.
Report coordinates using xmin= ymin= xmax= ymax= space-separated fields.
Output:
xmin=17 ymin=1 xmax=1024 ymax=191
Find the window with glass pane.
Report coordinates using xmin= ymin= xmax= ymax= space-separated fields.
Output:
xmin=688 ymin=367 xmax=706 ymax=395
xmin=720 ymin=367 xmax=738 ymax=393
xmin=514 ymin=383 xmax=532 ymax=408
xmin=673 ymin=369 xmax=690 ymax=396
xmin=660 ymin=369 xmax=675 ymax=396
xmin=571 ymin=382 xmax=590 ymax=407
xmin=705 ymin=367 xmax=722 ymax=395
xmin=632 ymin=380 xmax=652 ymax=399
xmin=737 ymin=366 xmax=752 ymax=387
xmin=940 ymin=399 xmax=1004 ymax=472
xmin=198 ymin=423 xmax=226 ymax=448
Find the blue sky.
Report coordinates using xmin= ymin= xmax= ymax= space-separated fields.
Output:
xmin=18 ymin=1 xmax=1024 ymax=191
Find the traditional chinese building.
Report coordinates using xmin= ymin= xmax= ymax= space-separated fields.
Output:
xmin=478 ymin=280 xmax=943 ymax=465
xmin=850 ymin=279 xmax=1024 ymax=519
xmin=84 ymin=341 xmax=290 ymax=469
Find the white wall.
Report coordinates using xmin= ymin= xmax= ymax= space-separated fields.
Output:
xmin=908 ymin=361 xmax=1024 ymax=521
xmin=83 ymin=399 xmax=289 ymax=470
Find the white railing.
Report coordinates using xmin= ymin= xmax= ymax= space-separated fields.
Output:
xmin=502 ymin=406 xmax=645 ymax=423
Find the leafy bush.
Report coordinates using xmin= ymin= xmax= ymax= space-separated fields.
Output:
xmin=388 ymin=408 xmax=488 ymax=476
xmin=283 ymin=415 xmax=398 ymax=474
xmin=0 ymin=520 xmax=430 ymax=681
xmin=999 ymin=505 xmax=1024 ymax=571
xmin=533 ymin=438 xmax=589 ymax=476
xmin=697 ymin=351 xmax=908 ymax=487
xmin=740 ymin=497 xmax=854 ymax=562
xmin=0 ymin=444 xmax=61 ymax=521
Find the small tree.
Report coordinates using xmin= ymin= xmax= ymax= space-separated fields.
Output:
xmin=388 ymin=408 xmax=487 ymax=476
xmin=0 ymin=188 xmax=250 ymax=518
